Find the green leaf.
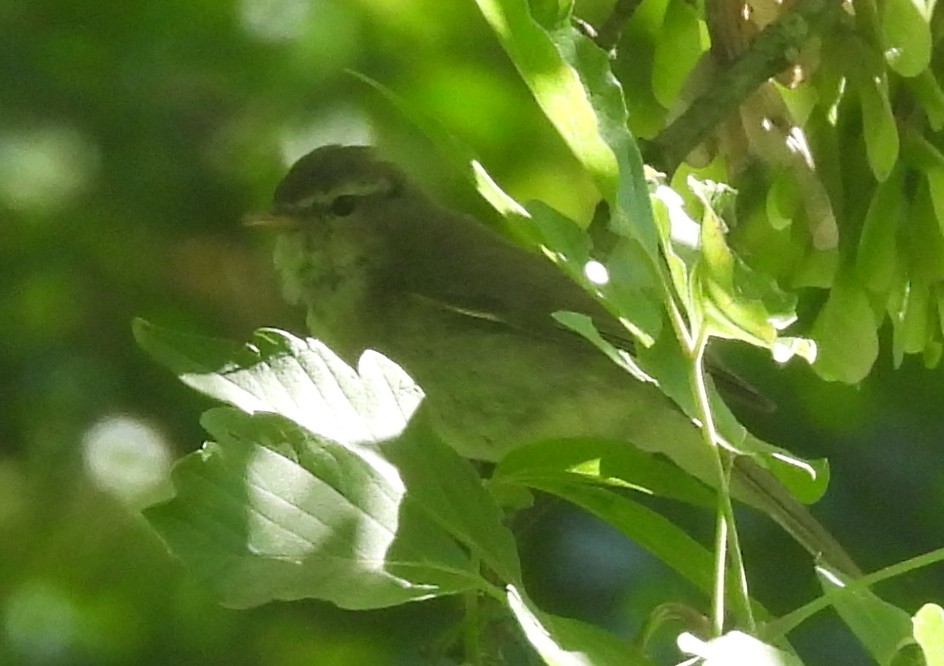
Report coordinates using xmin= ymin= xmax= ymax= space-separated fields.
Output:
xmin=905 ymin=70 xmax=944 ymax=130
xmin=377 ymin=412 xmax=523 ymax=584
xmin=927 ymin=167 xmax=944 ymax=236
xmin=650 ymin=175 xmax=698 ymax=313
xmin=474 ymin=0 xmax=614 ymax=199
xmin=494 ymin=436 xmax=716 ymax=510
xmin=476 ymin=0 xmax=666 ymax=345
xmin=856 ymin=167 xmax=902 ymax=294
xmin=689 ymin=177 xmax=800 ymax=348
xmin=936 ymin=283 xmax=944 ymax=341
xmin=146 ymin=408 xmax=482 ymax=609
xmin=138 ymin=322 xmax=524 ymax=605
xmin=811 ymin=272 xmax=879 ymax=383
xmin=906 ymin=181 xmax=944 ymax=284
xmin=857 ymin=74 xmax=900 ymax=182
xmin=133 ymin=319 xmax=424 ymax=446
xmin=882 ymin=0 xmax=932 ymax=77
xmin=766 ymin=168 xmax=800 ymax=231
xmin=651 ymin=0 xmax=705 ymax=108
xmin=913 ymin=603 xmax=944 ymax=666
xmin=515 ymin=476 xmax=717 ymax=596
xmin=474 ymin=0 xmax=660 ymax=263
xmin=528 ymin=201 xmax=663 ymax=346
xmin=792 ymin=246 xmax=840 ymax=289
xmin=506 ymin=585 xmax=657 ymax=666
xmin=817 ymin=566 xmax=916 ymax=665
xmin=553 ymin=308 xmax=830 ymax=506
xmin=495 ymin=433 xmax=841 ymax=592
xmin=898 ymin=281 xmax=931 ymax=358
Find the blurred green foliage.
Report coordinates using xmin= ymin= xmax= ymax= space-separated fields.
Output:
xmin=2 ymin=0 xmax=944 ymax=664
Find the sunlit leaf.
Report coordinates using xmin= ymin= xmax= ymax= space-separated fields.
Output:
xmin=678 ymin=630 xmax=803 ymax=666
xmin=137 ymin=322 xmax=524 ymax=607
xmin=506 ymin=585 xmax=656 ymax=665
xmin=689 ymin=177 xmax=799 ymax=347
xmin=474 ymin=0 xmax=661 ymax=269
xmin=913 ymin=603 xmax=944 ymax=666
xmin=146 ymin=408 xmax=482 ymax=609
xmin=882 ymin=0 xmax=932 ymax=77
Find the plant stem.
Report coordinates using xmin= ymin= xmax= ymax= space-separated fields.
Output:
xmin=595 ymin=0 xmax=646 ymax=51
xmin=692 ymin=327 xmax=756 ymax=633
xmin=764 ymin=546 xmax=944 ymax=639
xmin=648 ymin=0 xmax=844 ymax=173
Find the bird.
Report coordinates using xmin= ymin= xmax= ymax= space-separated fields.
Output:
xmin=250 ymin=143 xmax=860 ymax=577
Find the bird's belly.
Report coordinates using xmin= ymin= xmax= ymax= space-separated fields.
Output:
xmin=347 ymin=299 xmax=699 ymax=463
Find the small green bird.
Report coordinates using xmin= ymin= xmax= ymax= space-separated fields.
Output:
xmin=253 ymin=144 xmax=859 ymax=577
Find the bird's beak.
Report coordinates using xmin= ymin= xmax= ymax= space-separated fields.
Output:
xmin=241 ymin=210 xmax=299 ymax=229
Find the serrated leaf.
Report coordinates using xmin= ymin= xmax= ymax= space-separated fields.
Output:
xmin=138 ymin=322 xmax=524 ymax=606
xmin=856 ymin=168 xmax=902 ymax=294
xmin=650 ymin=181 xmax=696 ymax=311
xmin=145 ymin=409 xmax=481 ymax=609
xmin=882 ymin=0 xmax=932 ymax=77
xmin=811 ymin=272 xmax=879 ymax=382
xmin=913 ymin=603 xmax=944 ymax=666
xmin=689 ymin=178 xmax=799 ymax=347
xmin=133 ymin=319 xmax=424 ymax=447
xmin=817 ymin=565 xmax=916 ymax=665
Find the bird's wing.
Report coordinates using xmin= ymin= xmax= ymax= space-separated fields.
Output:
xmin=392 ymin=206 xmax=774 ymax=411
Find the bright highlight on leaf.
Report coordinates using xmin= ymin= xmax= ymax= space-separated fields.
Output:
xmin=882 ymin=0 xmax=932 ymax=77
xmin=134 ymin=320 xmax=521 ymax=609
xmin=913 ymin=603 xmax=944 ymax=666
xmin=677 ymin=630 xmax=802 ymax=666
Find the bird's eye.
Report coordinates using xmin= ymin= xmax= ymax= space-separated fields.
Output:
xmin=330 ymin=194 xmax=358 ymax=217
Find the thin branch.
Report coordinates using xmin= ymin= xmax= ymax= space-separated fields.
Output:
xmin=595 ymin=0 xmax=646 ymax=51
xmin=648 ymin=0 xmax=845 ymax=173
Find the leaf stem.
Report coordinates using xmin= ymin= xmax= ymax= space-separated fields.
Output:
xmin=691 ymin=326 xmax=756 ymax=634
xmin=763 ymin=546 xmax=944 ymax=639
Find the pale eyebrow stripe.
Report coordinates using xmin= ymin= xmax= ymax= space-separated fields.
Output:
xmin=293 ymin=178 xmax=395 ymax=211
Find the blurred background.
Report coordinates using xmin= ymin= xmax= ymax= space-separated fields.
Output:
xmin=2 ymin=0 xmax=943 ymax=664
